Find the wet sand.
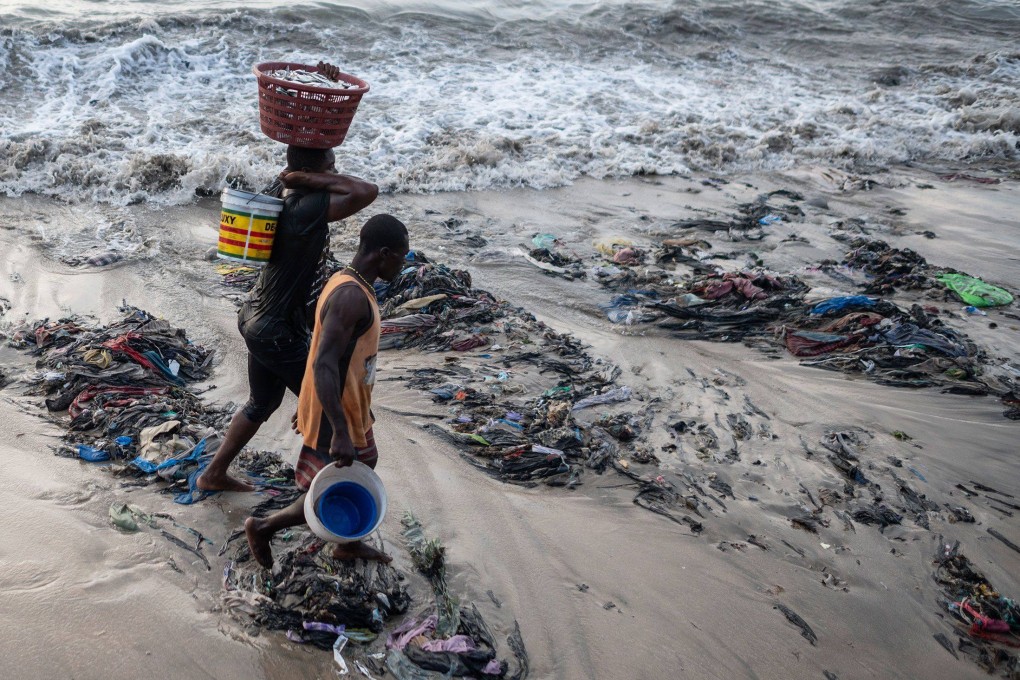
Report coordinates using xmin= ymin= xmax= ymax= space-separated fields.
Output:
xmin=1 ymin=166 xmax=1017 ymax=679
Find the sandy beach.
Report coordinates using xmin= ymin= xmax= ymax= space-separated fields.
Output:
xmin=1 ymin=163 xmax=1018 ymax=679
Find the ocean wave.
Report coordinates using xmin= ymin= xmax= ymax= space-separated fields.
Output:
xmin=0 ymin=3 xmax=1017 ymax=205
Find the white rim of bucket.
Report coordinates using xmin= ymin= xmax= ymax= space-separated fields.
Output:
xmin=221 ymin=187 xmax=284 ymax=210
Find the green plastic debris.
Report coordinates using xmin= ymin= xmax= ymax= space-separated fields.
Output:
xmin=465 ymin=433 xmax=490 ymax=446
xmin=542 ymin=386 xmax=572 ymax=398
xmin=531 ymin=233 xmax=558 ymax=250
xmin=344 ymin=629 xmax=379 ymax=644
xmin=401 ymin=513 xmax=459 ymax=637
xmin=109 ymin=502 xmax=156 ymax=532
xmin=892 ymin=431 xmax=912 ymax=441
xmin=937 ymin=273 xmax=1013 ymax=308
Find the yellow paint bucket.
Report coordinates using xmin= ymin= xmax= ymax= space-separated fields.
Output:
xmin=217 ymin=188 xmax=285 ymax=265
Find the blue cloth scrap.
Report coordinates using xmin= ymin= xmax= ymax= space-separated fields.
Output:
xmin=600 ymin=292 xmax=656 ymax=311
xmin=141 ymin=350 xmax=185 ymax=385
xmin=131 ymin=438 xmax=208 ymax=474
xmin=809 ymin=295 xmax=876 ymax=316
xmin=174 ymin=455 xmax=217 ymax=505
xmin=429 ymin=388 xmax=455 ymax=401
xmin=77 ymin=444 xmax=111 ymax=462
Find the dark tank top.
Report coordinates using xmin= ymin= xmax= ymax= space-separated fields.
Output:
xmin=238 ymin=190 xmax=330 ymax=342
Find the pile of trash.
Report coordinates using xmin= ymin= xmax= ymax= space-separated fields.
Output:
xmin=394 ymin=514 xmax=528 ymax=679
xmin=785 ymin=299 xmax=981 ymax=384
xmin=221 ymin=529 xmax=411 ymax=659
xmin=840 ymin=239 xmax=935 ymax=295
xmin=589 ymin=230 xmax=1018 ymax=417
xmin=220 ymin=510 xmax=529 ymax=679
xmin=583 ymin=195 xmax=812 ymax=332
xmin=7 ymin=304 xmax=234 ymax=502
xmin=521 ymin=234 xmax=586 ymax=280
xmin=782 ymin=276 xmax=1016 ymax=417
xmin=595 ymin=267 xmax=809 ymax=340
xmin=785 ymin=293 xmax=1012 ymax=417
xmin=651 ymin=270 xmax=809 ymax=341
xmin=375 ymin=253 xmax=637 ymax=485
xmin=5 ymin=300 xmax=530 ymax=677
xmin=376 ymin=253 xmax=492 ymax=352
xmin=933 ymin=538 xmax=1020 ymax=676
xmin=839 ymin=238 xmax=1016 ymax=309
xmin=581 ymin=192 xmax=806 ymax=295
xmin=404 ymin=352 xmax=625 ymax=486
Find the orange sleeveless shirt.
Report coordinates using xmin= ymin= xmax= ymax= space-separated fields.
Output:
xmin=297 ymin=272 xmax=381 ymax=449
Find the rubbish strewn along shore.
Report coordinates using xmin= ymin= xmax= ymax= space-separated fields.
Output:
xmin=1 ymin=167 xmax=1018 ymax=679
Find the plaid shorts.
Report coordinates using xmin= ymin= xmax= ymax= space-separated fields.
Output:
xmin=295 ymin=428 xmax=378 ymax=491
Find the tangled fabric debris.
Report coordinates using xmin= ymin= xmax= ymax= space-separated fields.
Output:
xmin=585 ymin=217 xmax=1017 ymax=417
xmin=934 ymin=538 xmax=1020 ymax=676
xmin=7 ymin=304 xmax=239 ymax=502
xmin=222 ymin=528 xmax=411 ymax=647
xmin=374 ymin=252 xmax=637 ymax=488
xmin=523 ymin=234 xmax=587 ymax=280
xmin=219 ymin=509 xmax=529 ymax=678
xmin=4 ymin=301 xmax=530 ymax=677
xmin=389 ymin=514 xmax=529 ymax=679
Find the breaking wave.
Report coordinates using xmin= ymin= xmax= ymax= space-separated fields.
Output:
xmin=0 ymin=0 xmax=1018 ymax=205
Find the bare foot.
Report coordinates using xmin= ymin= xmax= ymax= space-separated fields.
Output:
xmin=332 ymin=541 xmax=392 ymax=564
xmin=244 ymin=517 xmax=274 ymax=569
xmin=197 ymin=470 xmax=254 ymax=492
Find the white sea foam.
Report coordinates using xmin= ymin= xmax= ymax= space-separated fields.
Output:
xmin=0 ymin=4 xmax=1017 ymax=206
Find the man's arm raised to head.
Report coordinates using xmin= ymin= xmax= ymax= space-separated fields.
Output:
xmin=279 ymin=171 xmax=379 ymax=222
xmin=312 ymin=283 xmax=372 ymax=466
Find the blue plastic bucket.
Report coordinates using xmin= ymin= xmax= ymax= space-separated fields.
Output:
xmin=304 ymin=461 xmax=387 ymax=543
xmin=315 ymin=481 xmax=379 ymax=539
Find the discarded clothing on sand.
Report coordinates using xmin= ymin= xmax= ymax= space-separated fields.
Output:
xmin=222 ymin=530 xmax=411 ymax=642
xmin=934 ymin=540 xmax=1020 ymax=676
xmin=397 ymin=515 xmax=528 ymax=678
xmin=809 ymin=296 xmax=875 ymax=316
xmin=842 ymin=239 xmax=933 ymax=294
xmin=12 ymin=305 xmax=231 ymax=498
xmin=572 ymin=386 xmax=633 ymax=411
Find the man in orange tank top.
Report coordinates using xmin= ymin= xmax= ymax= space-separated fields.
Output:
xmin=197 ymin=139 xmax=377 ymax=493
xmin=245 ymin=215 xmax=409 ymax=567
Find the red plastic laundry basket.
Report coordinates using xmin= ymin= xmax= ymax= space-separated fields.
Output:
xmin=253 ymin=62 xmax=370 ymax=149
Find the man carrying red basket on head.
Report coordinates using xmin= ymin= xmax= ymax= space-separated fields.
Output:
xmin=197 ymin=62 xmax=378 ymax=493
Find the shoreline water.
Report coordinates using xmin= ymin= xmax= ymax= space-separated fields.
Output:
xmin=3 ymin=0 xmax=1019 ymax=204
xmin=1 ymin=165 xmax=1018 ymax=678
